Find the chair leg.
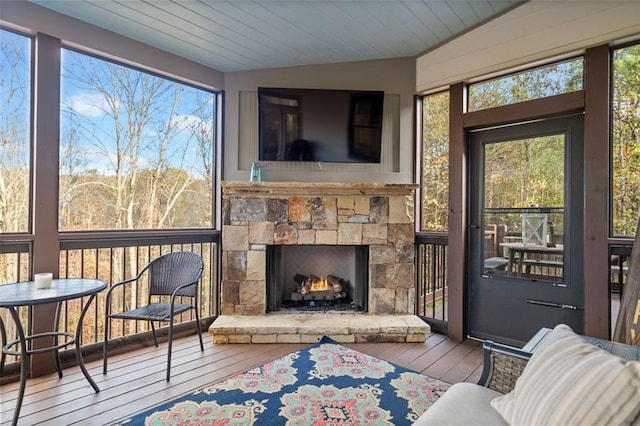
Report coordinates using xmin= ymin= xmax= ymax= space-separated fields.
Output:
xmin=150 ymin=321 xmax=159 ymax=347
xmin=166 ymin=319 xmax=174 ymax=381
xmin=195 ymin=308 xmax=204 ymax=352
xmin=103 ymin=313 xmax=109 ymax=375
xmin=0 ymin=316 xmax=6 ymax=377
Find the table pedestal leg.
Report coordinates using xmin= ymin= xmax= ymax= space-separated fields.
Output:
xmin=7 ymin=307 xmax=28 ymax=426
xmin=506 ymin=252 xmax=515 ymax=276
xmin=75 ymin=293 xmax=100 ymax=393
xmin=3 ymin=294 xmax=100 ymax=425
xmin=0 ymin=316 xmax=7 ymax=376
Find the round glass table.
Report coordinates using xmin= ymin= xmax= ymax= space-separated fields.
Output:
xmin=0 ymin=278 xmax=106 ymax=426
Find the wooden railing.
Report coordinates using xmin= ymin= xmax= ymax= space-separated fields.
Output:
xmin=0 ymin=240 xmax=32 ymax=371
xmin=609 ymin=243 xmax=632 ymax=294
xmin=415 ymin=232 xmax=448 ymax=333
xmin=0 ymin=231 xmax=220 ymax=377
xmin=1 ymin=230 xmax=628 ymax=377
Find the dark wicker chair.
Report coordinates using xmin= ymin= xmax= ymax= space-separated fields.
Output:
xmin=103 ymin=251 xmax=205 ymax=381
xmin=478 ymin=334 xmax=640 ymax=394
xmin=478 ymin=341 xmax=532 ymax=393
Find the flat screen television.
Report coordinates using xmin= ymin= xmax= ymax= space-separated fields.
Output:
xmin=258 ymin=87 xmax=384 ymax=163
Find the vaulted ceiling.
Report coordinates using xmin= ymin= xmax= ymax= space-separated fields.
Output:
xmin=30 ymin=0 xmax=521 ymax=72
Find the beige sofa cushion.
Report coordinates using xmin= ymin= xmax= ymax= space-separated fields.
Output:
xmin=413 ymin=382 xmax=506 ymax=426
xmin=490 ymin=324 xmax=640 ymax=425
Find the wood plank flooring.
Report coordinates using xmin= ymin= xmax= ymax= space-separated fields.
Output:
xmin=0 ymin=332 xmax=483 ymax=425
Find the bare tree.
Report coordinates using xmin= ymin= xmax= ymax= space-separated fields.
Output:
xmin=60 ymin=51 xmax=215 ymax=325
xmin=0 ymin=35 xmax=30 ymax=236
xmin=61 ymin=54 xmax=214 ymax=231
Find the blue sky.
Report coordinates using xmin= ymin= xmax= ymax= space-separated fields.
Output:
xmin=59 ymin=48 xmax=216 ymax=178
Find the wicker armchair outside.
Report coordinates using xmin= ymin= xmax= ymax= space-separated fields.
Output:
xmin=477 ymin=333 xmax=640 ymax=394
xmin=103 ymin=251 xmax=205 ymax=381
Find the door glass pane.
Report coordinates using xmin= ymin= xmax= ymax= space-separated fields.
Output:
xmin=482 ymin=135 xmax=565 ymax=283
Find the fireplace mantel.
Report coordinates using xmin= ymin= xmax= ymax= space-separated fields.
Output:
xmin=221 ymin=181 xmax=418 ymax=196
xmin=211 ymin=181 xmax=429 ymax=343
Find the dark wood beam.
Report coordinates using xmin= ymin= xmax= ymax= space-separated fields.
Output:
xmin=448 ymin=83 xmax=466 ymax=341
xmin=31 ymin=33 xmax=62 ymax=377
xmin=584 ymin=44 xmax=611 ymax=339
xmin=463 ymin=91 xmax=585 ymax=129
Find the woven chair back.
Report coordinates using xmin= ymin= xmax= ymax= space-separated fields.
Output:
xmin=147 ymin=251 xmax=204 ymax=297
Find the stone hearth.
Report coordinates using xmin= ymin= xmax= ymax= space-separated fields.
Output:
xmin=211 ymin=314 xmax=430 ymax=344
xmin=209 ymin=181 xmax=430 ymax=343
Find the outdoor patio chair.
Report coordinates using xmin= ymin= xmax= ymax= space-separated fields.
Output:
xmin=103 ymin=251 xmax=205 ymax=381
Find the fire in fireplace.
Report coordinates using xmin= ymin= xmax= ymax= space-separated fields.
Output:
xmin=266 ymin=245 xmax=368 ymax=312
xmin=289 ymin=274 xmax=349 ymax=309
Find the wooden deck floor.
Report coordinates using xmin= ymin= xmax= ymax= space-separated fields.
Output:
xmin=0 ymin=332 xmax=484 ymax=425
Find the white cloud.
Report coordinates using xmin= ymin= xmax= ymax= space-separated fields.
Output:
xmin=66 ymin=93 xmax=111 ymax=118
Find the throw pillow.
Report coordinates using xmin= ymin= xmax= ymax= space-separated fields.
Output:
xmin=490 ymin=324 xmax=640 ymax=425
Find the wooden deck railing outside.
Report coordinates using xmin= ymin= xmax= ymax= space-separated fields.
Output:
xmin=0 ymin=232 xmax=220 ymax=375
xmin=416 ymin=232 xmax=448 ymax=333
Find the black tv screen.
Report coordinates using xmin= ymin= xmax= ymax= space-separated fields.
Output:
xmin=258 ymin=87 xmax=384 ymax=163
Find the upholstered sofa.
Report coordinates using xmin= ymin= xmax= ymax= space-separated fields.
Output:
xmin=414 ymin=325 xmax=640 ymax=425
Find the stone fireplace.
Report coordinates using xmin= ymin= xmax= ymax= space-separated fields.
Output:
xmin=209 ymin=181 xmax=430 ymax=343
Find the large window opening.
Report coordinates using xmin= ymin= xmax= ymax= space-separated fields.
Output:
xmin=468 ymin=57 xmax=584 ymax=111
xmin=612 ymin=43 xmax=640 ymax=238
xmin=60 ymin=49 xmax=217 ymax=231
xmin=418 ymin=91 xmax=450 ymax=327
xmin=420 ymin=91 xmax=449 ymax=232
xmin=0 ymin=29 xmax=31 ymax=237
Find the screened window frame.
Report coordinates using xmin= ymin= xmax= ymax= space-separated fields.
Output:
xmin=418 ymin=89 xmax=450 ymax=233
xmin=0 ymin=27 xmax=35 ymax=236
xmin=466 ymin=55 xmax=585 ymax=112
xmin=58 ymin=45 xmax=221 ymax=232
xmin=609 ymin=40 xmax=640 ymax=239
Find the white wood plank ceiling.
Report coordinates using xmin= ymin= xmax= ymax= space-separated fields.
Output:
xmin=29 ymin=0 xmax=521 ymax=72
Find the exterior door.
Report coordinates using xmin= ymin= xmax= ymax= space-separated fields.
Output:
xmin=468 ymin=115 xmax=584 ymax=346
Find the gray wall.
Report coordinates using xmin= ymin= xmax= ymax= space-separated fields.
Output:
xmin=224 ymin=57 xmax=416 ymax=183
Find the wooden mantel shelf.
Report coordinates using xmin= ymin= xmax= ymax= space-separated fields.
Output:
xmin=221 ymin=181 xmax=418 ymax=197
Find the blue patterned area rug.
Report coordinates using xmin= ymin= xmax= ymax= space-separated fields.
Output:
xmin=119 ymin=336 xmax=450 ymax=425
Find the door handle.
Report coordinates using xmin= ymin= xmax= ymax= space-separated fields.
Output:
xmin=525 ymin=299 xmax=583 ymax=310
xmin=468 ymin=224 xmax=480 ymax=229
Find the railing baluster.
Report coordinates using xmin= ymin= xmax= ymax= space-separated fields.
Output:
xmin=0 ymin=234 xmax=219 ymax=377
xmin=415 ymin=233 xmax=448 ymax=331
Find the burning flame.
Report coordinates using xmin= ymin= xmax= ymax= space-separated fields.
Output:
xmin=309 ymin=277 xmax=329 ymax=292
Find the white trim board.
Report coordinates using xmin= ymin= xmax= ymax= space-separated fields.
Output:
xmin=416 ymin=1 xmax=640 ymax=93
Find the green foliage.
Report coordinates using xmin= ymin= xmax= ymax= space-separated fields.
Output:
xmin=468 ymin=58 xmax=584 ymax=111
xmin=484 ymin=136 xmax=564 ymax=209
xmin=612 ymin=44 xmax=640 ymax=237
xmin=422 ymin=59 xmax=582 ymax=235
xmin=421 ymin=92 xmax=449 ymax=231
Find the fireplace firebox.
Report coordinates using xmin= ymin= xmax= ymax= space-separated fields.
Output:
xmin=266 ymin=245 xmax=368 ymax=312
